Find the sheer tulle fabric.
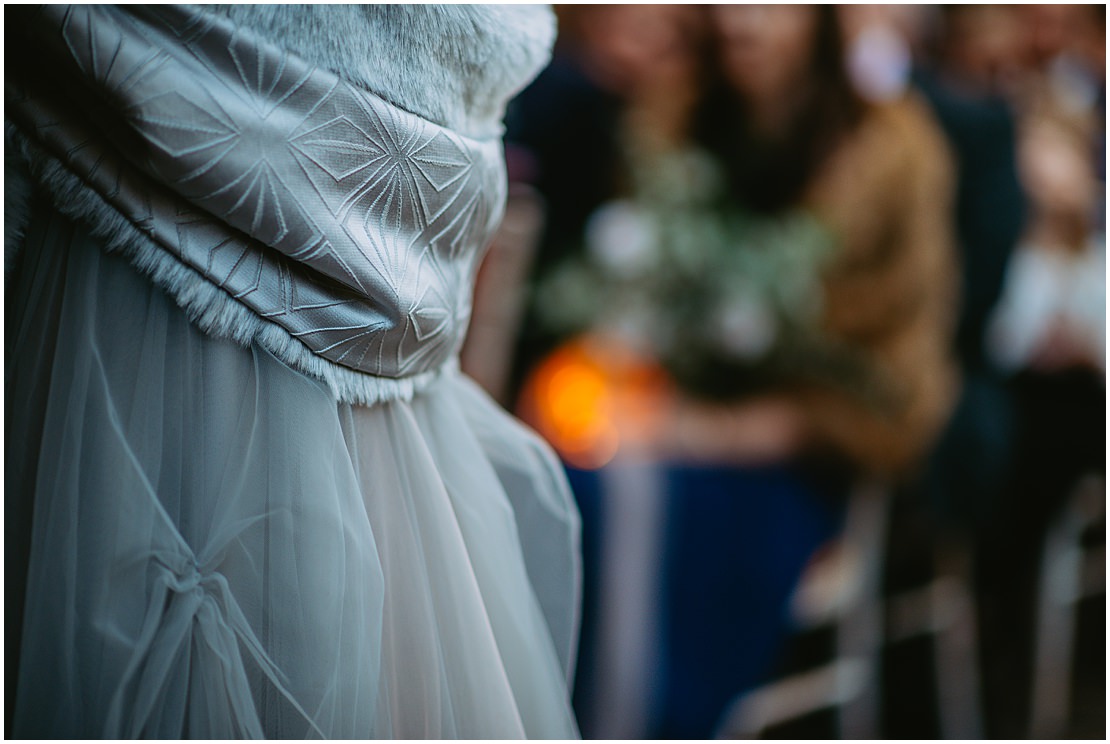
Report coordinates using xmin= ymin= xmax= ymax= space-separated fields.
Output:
xmin=8 ymin=209 xmax=581 ymax=738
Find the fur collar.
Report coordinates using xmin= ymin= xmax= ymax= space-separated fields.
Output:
xmin=213 ymin=4 xmax=555 ymax=139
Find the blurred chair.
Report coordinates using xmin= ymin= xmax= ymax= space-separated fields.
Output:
xmin=1029 ymin=474 xmax=1105 ymax=739
xmin=460 ymin=184 xmax=545 ymax=405
xmin=715 ymin=479 xmax=983 ymax=739
xmin=714 ymin=480 xmax=887 ymax=739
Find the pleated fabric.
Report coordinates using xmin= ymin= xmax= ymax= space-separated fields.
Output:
xmin=7 ymin=203 xmax=581 ymax=739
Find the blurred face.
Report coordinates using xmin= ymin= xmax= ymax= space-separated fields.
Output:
xmin=1023 ymin=4 xmax=1088 ymax=67
xmin=944 ymin=6 xmax=1024 ymax=92
xmin=713 ymin=5 xmax=820 ymax=102
xmin=584 ymin=5 xmax=700 ymax=96
xmin=1019 ymin=119 xmax=1094 ymax=221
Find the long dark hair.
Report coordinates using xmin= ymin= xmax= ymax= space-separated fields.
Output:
xmin=693 ymin=6 xmax=864 ymax=215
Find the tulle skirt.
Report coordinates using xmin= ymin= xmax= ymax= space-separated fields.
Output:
xmin=7 ymin=205 xmax=581 ymax=738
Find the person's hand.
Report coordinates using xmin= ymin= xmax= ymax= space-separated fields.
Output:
xmin=659 ymin=393 xmax=809 ymax=465
xmin=1029 ymin=316 xmax=1103 ymax=374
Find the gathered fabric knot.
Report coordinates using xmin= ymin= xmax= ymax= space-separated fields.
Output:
xmin=159 ymin=554 xmax=205 ymax=594
xmin=104 ymin=547 xmax=325 ymax=739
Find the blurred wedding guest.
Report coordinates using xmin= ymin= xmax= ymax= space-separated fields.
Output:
xmin=664 ymin=9 xmax=957 ymax=734
xmin=990 ymin=116 xmax=1104 ymax=378
xmin=895 ymin=6 xmax=1030 ymax=561
xmin=863 ymin=8 xmax=1033 ymax=735
xmin=979 ymin=97 xmax=1106 ymax=742
xmin=909 ymin=6 xmax=1027 ymax=372
xmin=520 ymin=6 xmax=958 ymax=737
xmin=672 ymin=4 xmax=959 ymax=478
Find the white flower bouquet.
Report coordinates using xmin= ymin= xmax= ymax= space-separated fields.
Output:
xmin=534 ymin=147 xmax=880 ymax=402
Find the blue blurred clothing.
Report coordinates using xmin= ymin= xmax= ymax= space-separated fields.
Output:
xmin=568 ymin=462 xmax=845 ymax=740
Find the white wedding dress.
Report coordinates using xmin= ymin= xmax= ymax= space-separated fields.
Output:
xmin=7 ymin=5 xmax=580 ymax=739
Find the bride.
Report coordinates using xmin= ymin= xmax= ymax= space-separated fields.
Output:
xmin=6 ymin=5 xmax=580 ymax=738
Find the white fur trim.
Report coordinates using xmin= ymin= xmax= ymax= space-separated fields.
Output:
xmin=213 ymin=4 xmax=556 ymax=139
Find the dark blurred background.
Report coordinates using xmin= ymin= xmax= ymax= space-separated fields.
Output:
xmin=461 ymin=4 xmax=1105 ymax=739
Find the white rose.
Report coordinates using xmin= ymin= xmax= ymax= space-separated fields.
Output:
xmin=586 ymin=201 xmax=658 ymax=279
xmin=714 ymin=295 xmax=777 ymax=360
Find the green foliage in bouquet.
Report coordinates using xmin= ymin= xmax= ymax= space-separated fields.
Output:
xmin=534 ymin=147 xmax=890 ymax=405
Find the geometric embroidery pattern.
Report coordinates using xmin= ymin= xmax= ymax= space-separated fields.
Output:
xmin=8 ymin=4 xmax=506 ymax=377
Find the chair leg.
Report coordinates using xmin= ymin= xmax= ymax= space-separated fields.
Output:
xmin=714 ymin=480 xmax=890 ymax=739
xmin=1028 ymin=476 xmax=1103 ymax=738
xmin=835 ymin=481 xmax=887 ymax=740
xmin=932 ymin=570 xmax=984 ymax=739
xmin=715 ymin=659 xmax=869 ymax=738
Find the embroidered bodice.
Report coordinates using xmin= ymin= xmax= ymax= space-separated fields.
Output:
xmin=8 ymin=4 xmax=535 ymax=388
